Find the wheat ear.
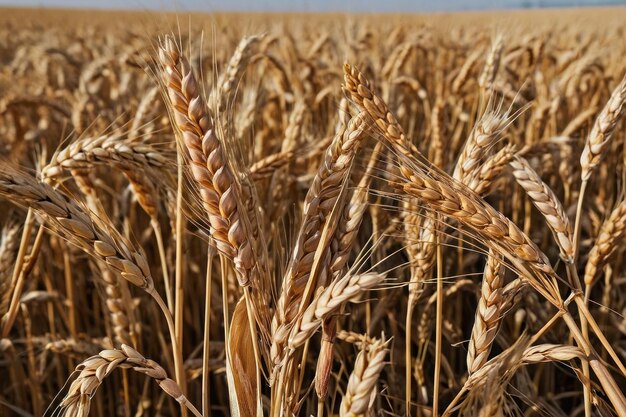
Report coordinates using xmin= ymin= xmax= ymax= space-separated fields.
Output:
xmin=340 ymin=336 xmax=389 ymax=417
xmin=271 ymin=113 xmax=367 ymax=365
xmin=343 ymin=64 xmax=559 ymax=305
xmin=467 ymin=251 xmax=505 ymax=374
xmin=580 ymin=74 xmax=626 ymax=181
xmin=478 ymin=35 xmax=504 ymax=91
xmin=0 ymin=169 xmax=153 ymax=290
xmin=509 ymin=155 xmax=573 ymax=262
xmin=59 ymin=344 xmax=201 ymax=417
xmin=41 ymin=134 xmax=171 ymax=178
xmin=466 ymin=144 xmax=516 ymax=195
xmin=159 ymin=36 xmax=263 ymax=287
xmin=0 ymin=222 xmax=21 ymax=317
xmin=453 ymin=110 xmax=507 ymax=183
xmin=287 ymin=272 xmax=384 ymax=352
xmin=584 ymin=199 xmax=626 ymax=287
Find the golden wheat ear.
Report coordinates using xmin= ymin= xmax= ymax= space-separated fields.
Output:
xmin=340 ymin=335 xmax=390 ymax=417
xmin=58 ymin=345 xmax=201 ymax=417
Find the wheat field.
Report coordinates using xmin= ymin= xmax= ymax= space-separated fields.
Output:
xmin=1 ymin=5 xmax=626 ymax=417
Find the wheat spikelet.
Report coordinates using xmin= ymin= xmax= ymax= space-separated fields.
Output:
xmin=429 ymin=98 xmax=444 ymax=167
xmin=509 ymin=155 xmax=573 ymax=262
xmin=336 ymin=330 xmax=376 ymax=348
xmin=584 ymin=199 xmax=626 ymax=287
xmin=0 ymin=169 xmax=153 ymax=290
xmin=59 ymin=344 xmax=198 ymax=417
xmin=283 ymin=100 xmax=308 ymax=152
xmin=467 ymin=251 xmax=505 ymax=374
xmin=210 ymin=35 xmax=261 ymax=117
xmin=286 ymin=272 xmax=384 ymax=352
xmin=129 ymin=85 xmax=161 ymax=142
xmin=452 ymin=49 xmax=481 ymax=93
xmin=453 ymin=111 xmax=507 ymax=183
xmin=0 ymin=222 xmax=21 ymax=316
xmin=521 ymin=344 xmax=585 ymax=363
xmin=41 ymin=134 xmax=171 ymax=180
xmin=327 ymin=185 xmax=369 ymax=277
xmin=249 ymin=150 xmax=295 ymax=181
xmin=340 ymin=336 xmax=389 ymax=417
xmin=158 ymin=36 xmax=261 ymax=289
xmin=466 ymin=144 xmax=516 ymax=195
xmin=271 ymin=113 xmax=367 ymax=365
xmin=344 ymin=63 xmax=558 ymax=296
xmin=464 ymin=341 xmax=585 ymax=393
xmin=101 ymin=268 xmax=133 ymax=346
xmin=44 ymin=337 xmax=102 ymax=356
xmin=121 ymin=167 xmax=160 ymax=220
xmin=41 ymin=135 xmax=172 ymax=219
xmin=580 ymin=74 xmax=626 ymax=181
xmin=405 ymin=213 xmax=435 ymax=305
xmin=342 ymin=64 xmax=416 ymax=156
xmin=478 ymin=36 xmax=504 ymax=91
xmin=325 ymin=145 xmax=378 ymax=284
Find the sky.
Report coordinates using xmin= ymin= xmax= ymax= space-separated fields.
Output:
xmin=1 ymin=0 xmax=624 ymax=12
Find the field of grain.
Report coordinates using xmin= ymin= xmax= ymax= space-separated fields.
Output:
xmin=1 ymin=6 xmax=626 ymax=417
